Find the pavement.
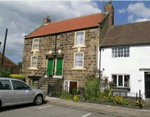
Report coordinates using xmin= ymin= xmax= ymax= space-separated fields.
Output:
xmin=45 ymin=96 xmax=150 ymax=117
xmin=0 ymin=101 xmax=115 ymax=117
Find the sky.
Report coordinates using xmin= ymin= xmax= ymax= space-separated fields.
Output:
xmin=0 ymin=0 xmax=150 ymax=64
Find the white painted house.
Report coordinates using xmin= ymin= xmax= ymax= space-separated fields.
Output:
xmin=99 ymin=21 xmax=150 ymax=100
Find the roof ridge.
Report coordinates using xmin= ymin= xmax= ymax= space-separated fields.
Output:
xmin=113 ymin=21 xmax=150 ymax=28
xmin=49 ymin=12 xmax=102 ymax=25
xmin=0 ymin=52 xmax=19 ymax=68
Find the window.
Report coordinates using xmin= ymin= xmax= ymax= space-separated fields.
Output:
xmin=31 ymin=56 xmax=38 ymax=68
xmin=112 ymin=74 xmax=130 ymax=87
xmin=47 ymin=58 xmax=63 ymax=76
xmin=64 ymin=81 xmax=69 ymax=92
xmin=75 ymin=53 xmax=83 ymax=67
xmin=75 ymin=31 xmax=84 ymax=46
xmin=32 ymin=38 xmax=39 ymax=50
xmin=12 ymin=80 xmax=31 ymax=90
xmin=0 ymin=80 xmax=11 ymax=90
xmin=112 ymin=47 xmax=129 ymax=58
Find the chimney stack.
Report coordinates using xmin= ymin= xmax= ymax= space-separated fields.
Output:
xmin=104 ymin=1 xmax=114 ymax=26
xmin=43 ymin=15 xmax=51 ymax=24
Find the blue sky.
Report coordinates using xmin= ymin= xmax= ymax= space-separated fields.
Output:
xmin=0 ymin=0 xmax=150 ymax=64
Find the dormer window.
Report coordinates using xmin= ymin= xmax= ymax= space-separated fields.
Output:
xmin=32 ymin=38 xmax=39 ymax=50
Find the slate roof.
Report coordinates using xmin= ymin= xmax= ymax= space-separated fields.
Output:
xmin=101 ymin=21 xmax=150 ymax=47
xmin=26 ymin=13 xmax=103 ymax=38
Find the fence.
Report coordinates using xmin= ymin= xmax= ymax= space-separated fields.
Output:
xmin=48 ymin=84 xmax=63 ymax=98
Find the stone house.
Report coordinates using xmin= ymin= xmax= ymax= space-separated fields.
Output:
xmin=22 ymin=1 xmax=114 ymax=93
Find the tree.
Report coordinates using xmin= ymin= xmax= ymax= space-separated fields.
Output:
xmin=17 ymin=62 xmax=22 ymax=74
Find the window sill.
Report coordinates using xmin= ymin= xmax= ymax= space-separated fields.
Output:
xmin=53 ymin=75 xmax=63 ymax=78
xmin=111 ymin=86 xmax=130 ymax=89
xmin=30 ymin=50 xmax=39 ymax=52
xmin=71 ymin=67 xmax=86 ymax=70
xmin=28 ymin=67 xmax=38 ymax=70
xmin=72 ymin=45 xmax=86 ymax=48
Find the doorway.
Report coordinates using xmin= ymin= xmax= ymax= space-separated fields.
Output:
xmin=69 ymin=81 xmax=77 ymax=95
xmin=145 ymin=72 xmax=150 ymax=98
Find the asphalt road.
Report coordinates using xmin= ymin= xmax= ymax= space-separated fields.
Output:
xmin=0 ymin=102 xmax=116 ymax=117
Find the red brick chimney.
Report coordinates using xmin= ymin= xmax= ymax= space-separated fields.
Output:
xmin=104 ymin=1 xmax=114 ymax=26
xmin=43 ymin=15 xmax=51 ymax=24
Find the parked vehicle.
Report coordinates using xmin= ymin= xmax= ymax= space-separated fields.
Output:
xmin=0 ymin=77 xmax=46 ymax=108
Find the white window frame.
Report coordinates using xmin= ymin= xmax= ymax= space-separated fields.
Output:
xmin=73 ymin=52 xmax=85 ymax=69
xmin=73 ymin=31 xmax=86 ymax=48
xmin=112 ymin=47 xmax=130 ymax=58
xmin=32 ymin=38 xmax=39 ymax=51
xmin=112 ymin=74 xmax=130 ymax=88
xmin=30 ymin=56 xmax=38 ymax=69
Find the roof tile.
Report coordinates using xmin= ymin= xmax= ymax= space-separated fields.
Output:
xmin=26 ymin=13 xmax=103 ymax=38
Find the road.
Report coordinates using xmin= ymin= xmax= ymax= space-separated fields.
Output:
xmin=0 ymin=101 xmax=117 ymax=117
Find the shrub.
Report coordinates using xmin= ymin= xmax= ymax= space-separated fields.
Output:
xmin=73 ymin=95 xmax=80 ymax=102
xmin=60 ymin=91 xmax=73 ymax=100
xmin=103 ymin=89 xmax=110 ymax=97
xmin=134 ymin=100 xmax=144 ymax=107
xmin=0 ymin=66 xmax=11 ymax=77
xmin=84 ymin=75 xmax=101 ymax=100
xmin=9 ymin=74 xmax=25 ymax=81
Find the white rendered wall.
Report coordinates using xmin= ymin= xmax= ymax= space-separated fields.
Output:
xmin=100 ymin=45 xmax=150 ymax=100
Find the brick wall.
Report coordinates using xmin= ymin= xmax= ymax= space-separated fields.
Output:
xmin=0 ymin=53 xmax=20 ymax=74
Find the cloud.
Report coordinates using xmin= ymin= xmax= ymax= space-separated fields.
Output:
xmin=127 ymin=2 xmax=150 ymax=18
xmin=135 ymin=18 xmax=150 ymax=22
xmin=128 ymin=14 xmax=134 ymax=23
xmin=126 ymin=2 xmax=150 ymax=23
xmin=118 ymin=8 xmax=126 ymax=14
xmin=0 ymin=0 xmax=101 ymax=64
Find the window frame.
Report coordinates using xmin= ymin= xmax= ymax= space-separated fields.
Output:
xmin=32 ymin=38 xmax=39 ymax=51
xmin=30 ymin=55 xmax=38 ymax=69
xmin=74 ymin=31 xmax=85 ymax=47
xmin=112 ymin=47 xmax=130 ymax=58
xmin=0 ymin=80 xmax=12 ymax=90
xmin=11 ymin=80 xmax=31 ymax=90
xmin=111 ymin=74 xmax=130 ymax=88
xmin=63 ymin=80 xmax=79 ymax=93
xmin=74 ymin=52 xmax=84 ymax=69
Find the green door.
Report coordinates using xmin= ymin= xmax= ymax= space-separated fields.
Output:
xmin=47 ymin=58 xmax=53 ymax=75
xmin=56 ymin=58 xmax=63 ymax=76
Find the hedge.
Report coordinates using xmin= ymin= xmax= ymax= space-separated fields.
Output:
xmin=9 ymin=74 xmax=25 ymax=81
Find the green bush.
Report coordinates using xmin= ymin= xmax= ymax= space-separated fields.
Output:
xmin=60 ymin=91 xmax=73 ymax=100
xmin=84 ymin=75 xmax=100 ymax=100
xmin=134 ymin=100 xmax=144 ymax=107
xmin=73 ymin=95 xmax=80 ymax=102
xmin=0 ymin=66 xmax=11 ymax=77
xmin=9 ymin=74 xmax=25 ymax=81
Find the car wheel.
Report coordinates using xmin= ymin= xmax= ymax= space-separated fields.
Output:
xmin=34 ymin=95 xmax=43 ymax=105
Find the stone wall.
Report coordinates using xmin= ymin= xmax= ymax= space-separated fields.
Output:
xmin=22 ymin=27 xmax=100 ymax=87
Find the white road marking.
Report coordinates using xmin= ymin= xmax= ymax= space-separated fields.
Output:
xmin=38 ymin=105 xmax=51 ymax=109
xmin=82 ymin=113 xmax=91 ymax=117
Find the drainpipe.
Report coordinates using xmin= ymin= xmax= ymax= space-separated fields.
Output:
xmin=99 ymin=47 xmax=101 ymax=86
xmin=53 ymin=35 xmax=57 ymax=76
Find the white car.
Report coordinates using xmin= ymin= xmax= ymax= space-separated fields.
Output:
xmin=0 ymin=77 xmax=46 ymax=108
